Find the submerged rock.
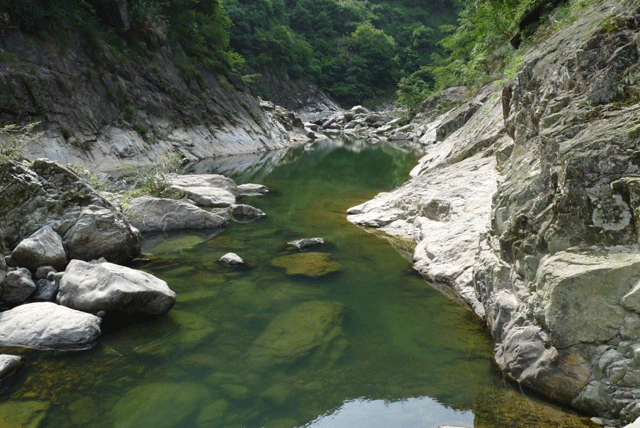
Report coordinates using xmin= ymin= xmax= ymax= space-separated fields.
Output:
xmin=270 ymin=252 xmax=341 ymax=278
xmin=0 ymin=302 xmax=101 ymax=350
xmin=57 ymin=259 xmax=176 ymax=315
xmin=248 ymin=300 xmax=346 ymax=368
xmin=0 ymin=400 xmax=49 ymax=428
xmin=111 ymin=382 xmax=211 ymax=428
xmin=124 ymin=196 xmax=227 ymax=233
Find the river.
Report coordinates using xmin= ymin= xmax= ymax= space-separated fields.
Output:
xmin=5 ymin=138 xmax=597 ymax=428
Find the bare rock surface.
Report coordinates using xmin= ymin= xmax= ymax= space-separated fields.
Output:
xmin=0 ymin=302 xmax=101 ymax=350
xmin=57 ymin=259 xmax=176 ymax=315
xmin=1 ymin=268 xmax=36 ymax=306
xmin=10 ymin=226 xmax=67 ymax=271
xmin=0 ymin=159 xmax=140 ymax=264
xmin=124 ymin=196 xmax=227 ymax=233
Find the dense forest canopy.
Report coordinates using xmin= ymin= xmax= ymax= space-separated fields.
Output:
xmin=0 ymin=0 xmax=591 ymax=108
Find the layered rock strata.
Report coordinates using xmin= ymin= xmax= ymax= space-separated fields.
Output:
xmin=350 ymin=1 xmax=640 ymax=424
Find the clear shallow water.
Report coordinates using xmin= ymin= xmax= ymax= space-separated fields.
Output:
xmin=4 ymin=138 xmax=598 ymax=428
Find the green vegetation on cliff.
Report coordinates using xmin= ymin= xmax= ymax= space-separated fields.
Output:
xmin=0 ymin=0 xmax=600 ymax=109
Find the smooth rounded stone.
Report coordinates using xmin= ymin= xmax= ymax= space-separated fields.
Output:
xmin=57 ymin=259 xmax=176 ymax=315
xmin=168 ymin=174 xmax=238 ymax=208
xmin=219 ymin=252 xmax=244 ymax=266
xmin=248 ymin=300 xmax=346 ymax=368
xmin=68 ymin=396 xmax=98 ymax=425
xmin=270 ymin=252 xmax=341 ymax=277
xmin=0 ymin=400 xmax=49 ymax=428
xmin=63 ymin=205 xmax=141 ymax=264
xmin=10 ymin=225 xmax=67 ymax=272
xmin=35 ymin=266 xmax=56 ymax=280
xmin=287 ymin=237 xmax=325 ymax=250
xmin=111 ymin=382 xmax=211 ymax=428
xmin=196 ymin=399 xmax=229 ymax=428
xmin=0 ymin=302 xmax=101 ymax=350
xmin=124 ymin=196 xmax=228 ymax=233
xmin=0 ymin=355 xmax=21 ymax=382
xmin=32 ymin=278 xmax=59 ymax=302
xmin=2 ymin=268 xmax=36 ymax=305
xmin=237 ymin=183 xmax=269 ymax=197
xmin=231 ymin=204 xmax=266 ymax=222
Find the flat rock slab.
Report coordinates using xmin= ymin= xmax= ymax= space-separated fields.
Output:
xmin=58 ymin=260 xmax=176 ymax=315
xmin=534 ymin=248 xmax=640 ymax=348
xmin=0 ymin=302 xmax=101 ymax=350
xmin=168 ymin=174 xmax=237 ymax=208
xmin=270 ymin=252 xmax=340 ymax=278
xmin=249 ymin=300 xmax=346 ymax=368
xmin=124 ymin=196 xmax=227 ymax=233
xmin=287 ymin=238 xmax=325 ymax=250
xmin=111 ymin=382 xmax=211 ymax=428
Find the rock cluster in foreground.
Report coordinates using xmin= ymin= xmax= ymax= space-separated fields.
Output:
xmin=349 ymin=1 xmax=640 ymax=425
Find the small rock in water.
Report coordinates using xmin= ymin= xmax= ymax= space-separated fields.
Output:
xmin=219 ymin=253 xmax=245 ymax=266
xmin=237 ymin=183 xmax=269 ymax=197
xmin=231 ymin=204 xmax=266 ymax=222
xmin=287 ymin=237 xmax=325 ymax=250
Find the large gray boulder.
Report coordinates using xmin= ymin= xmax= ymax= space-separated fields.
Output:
xmin=57 ymin=259 xmax=176 ymax=315
xmin=124 ymin=196 xmax=227 ymax=233
xmin=0 ymin=159 xmax=141 ymax=264
xmin=0 ymin=302 xmax=101 ymax=350
xmin=62 ymin=205 xmax=141 ymax=263
xmin=10 ymin=225 xmax=67 ymax=271
xmin=1 ymin=268 xmax=36 ymax=305
xmin=168 ymin=174 xmax=237 ymax=207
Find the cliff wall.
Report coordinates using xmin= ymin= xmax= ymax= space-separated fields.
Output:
xmin=349 ymin=1 xmax=640 ymax=424
xmin=0 ymin=27 xmax=328 ymax=174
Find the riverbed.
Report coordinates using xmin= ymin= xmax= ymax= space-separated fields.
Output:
xmin=5 ymin=138 xmax=597 ymax=428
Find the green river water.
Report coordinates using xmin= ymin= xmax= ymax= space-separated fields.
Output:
xmin=3 ymin=138 xmax=598 ymax=428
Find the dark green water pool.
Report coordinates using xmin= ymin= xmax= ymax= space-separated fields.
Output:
xmin=5 ymin=139 xmax=598 ymax=427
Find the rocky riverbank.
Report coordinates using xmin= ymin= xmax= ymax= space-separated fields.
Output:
xmin=0 ymin=157 xmax=273 ymax=390
xmin=348 ymin=1 xmax=640 ymax=425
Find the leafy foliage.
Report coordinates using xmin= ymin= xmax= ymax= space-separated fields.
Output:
xmin=0 ymin=121 xmax=41 ymax=162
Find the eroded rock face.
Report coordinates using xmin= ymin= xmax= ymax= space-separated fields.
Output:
xmin=2 ymin=268 xmax=36 ymax=305
xmin=57 ymin=259 xmax=176 ymax=315
xmin=349 ymin=2 xmax=640 ymax=424
xmin=0 ymin=302 xmax=101 ymax=350
xmin=474 ymin=1 xmax=640 ymax=423
xmin=0 ymin=160 xmax=141 ymax=264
